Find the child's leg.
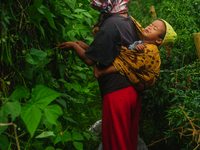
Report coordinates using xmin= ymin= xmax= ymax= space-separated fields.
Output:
xmin=94 ymin=64 xmax=117 ymax=78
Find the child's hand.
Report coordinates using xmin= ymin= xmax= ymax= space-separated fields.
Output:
xmin=58 ymin=42 xmax=75 ymax=50
xmin=135 ymin=44 xmax=145 ymax=52
xmin=76 ymin=41 xmax=89 ymax=50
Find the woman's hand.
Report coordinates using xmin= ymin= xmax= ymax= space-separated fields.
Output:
xmin=58 ymin=42 xmax=75 ymax=50
xmin=76 ymin=41 xmax=89 ymax=50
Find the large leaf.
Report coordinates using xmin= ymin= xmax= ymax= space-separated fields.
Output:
xmin=26 ymin=48 xmax=47 ymax=65
xmin=21 ymin=85 xmax=61 ymax=137
xmin=32 ymin=85 xmax=62 ymax=109
xmin=24 ymin=67 xmax=37 ymax=79
xmin=34 ymin=0 xmax=44 ymax=7
xmin=0 ymin=134 xmax=9 ymax=149
xmin=44 ymin=104 xmax=63 ymax=125
xmin=36 ymin=131 xmax=55 ymax=138
xmin=43 ymin=7 xmax=57 ymax=30
xmin=65 ymin=0 xmax=76 ymax=10
xmin=82 ymin=12 xmax=93 ymax=18
xmin=26 ymin=54 xmax=40 ymax=65
xmin=63 ymin=131 xmax=72 ymax=142
xmin=0 ymin=110 xmax=8 ymax=135
xmin=45 ymin=146 xmax=55 ymax=150
xmin=3 ymin=101 xmax=21 ymax=122
xmin=29 ymin=5 xmax=43 ymax=20
xmin=72 ymin=132 xmax=83 ymax=140
xmin=21 ymin=104 xmax=42 ymax=137
xmin=67 ymin=30 xmax=76 ymax=41
xmin=9 ymin=86 xmax=30 ymax=101
xmin=30 ymin=48 xmax=47 ymax=61
xmin=73 ymin=142 xmax=83 ymax=150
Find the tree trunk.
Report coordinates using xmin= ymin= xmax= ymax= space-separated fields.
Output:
xmin=193 ymin=33 xmax=200 ymax=61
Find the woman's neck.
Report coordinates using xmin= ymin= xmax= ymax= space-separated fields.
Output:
xmin=119 ymin=13 xmax=128 ymax=18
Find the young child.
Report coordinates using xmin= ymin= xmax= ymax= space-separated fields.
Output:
xmin=93 ymin=19 xmax=177 ymax=91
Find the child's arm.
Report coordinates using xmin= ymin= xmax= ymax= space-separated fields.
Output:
xmin=94 ymin=64 xmax=117 ymax=78
xmin=134 ymin=44 xmax=146 ymax=52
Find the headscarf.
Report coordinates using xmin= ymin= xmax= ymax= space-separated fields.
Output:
xmin=90 ymin=0 xmax=130 ymax=27
xmin=90 ymin=0 xmax=130 ymax=14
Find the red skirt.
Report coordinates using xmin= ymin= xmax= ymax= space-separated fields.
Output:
xmin=102 ymin=86 xmax=141 ymax=150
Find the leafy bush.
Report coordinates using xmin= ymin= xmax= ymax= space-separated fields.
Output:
xmin=0 ymin=0 xmax=102 ymax=149
xmin=129 ymin=0 xmax=200 ymax=150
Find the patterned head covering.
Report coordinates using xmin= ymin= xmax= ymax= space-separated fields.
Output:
xmin=90 ymin=0 xmax=130 ymax=14
xmin=90 ymin=0 xmax=130 ymax=27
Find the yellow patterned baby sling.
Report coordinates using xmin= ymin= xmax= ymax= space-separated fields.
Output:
xmin=92 ymin=16 xmax=161 ymax=91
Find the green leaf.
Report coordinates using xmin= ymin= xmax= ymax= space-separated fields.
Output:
xmin=21 ymin=85 xmax=61 ymax=137
xmin=60 ymin=9 xmax=74 ymax=19
xmin=43 ymin=7 xmax=57 ymax=30
xmin=0 ymin=110 xmax=8 ymax=135
xmin=26 ymin=54 xmax=40 ymax=65
xmin=73 ymin=142 xmax=83 ymax=150
xmin=54 ymin=134 xmax=62 ymax=145
xmin=24 ymin=67 xmax=37 ymax=79
xmin=32 ymin=85 xmax=62 ymax=109
xmin=17 ymin=33 xmax=31 ymax=45
xmin=63 ymin=116 xmax=77 ymax=124
xmin=3 ymin=101 xmax=21 ymax=122
xmin=72 ymin=132 xmax=84 ymax=140
xmin=82 ymin=12 xmax=93 ymax=18
xmin=76 ymin=73 xmax=86 ymax=80
xmin=72 ymin=14 xmax=83 ymax=19
xmin=36 ymin=131 xmax=55 ymax=138
xmin=67 ymin=30 xmax=76 ymax=41
xmin=74 ymin=24 xmax=85 ymax=30
xmin=59 ymin=64 xmax=66 ymax=78
xmin=29 ymin=5 xmax=43 ymax=20
xmin=31 ymin=20 xmax=45 ymax=36
xmin=56 ymin=99 xmax=67 ymax=109
xmin=26 ymin=48 xmax=47 ymax=65
xmin=35 ymin=73 xmax=45 ymax=85
xmin=0 ymin=134 xmax=9 ymax=149
xmin=65 ymin=0 xmax=76 ymax=10
xmin=21 ymin=104 xmax=42 ymax=137
xmin=45 ymin=146 xmax=55 ymax=150
xmin=9 ymin=86 xmax=30 ymax=101
xmin=74 ymin=9 xmax=86 ymax=12
xmin=83 ymin=132 xmax=91 ymax=140
xmin=34 ymin=0 xmax=43 ymax=7
xmin=63 ymin=131 xmax=72 ymax=142
xmin=44 ymin=105 xmax=63 ymax=125
xmin=30 ymin=48 xmax=47 ymax=60
xmin=91 ymin=135 xmax=101 ymax=142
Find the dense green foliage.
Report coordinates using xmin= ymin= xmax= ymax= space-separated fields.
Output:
xmin=0 ymin=0 xmax=101 ymax=149
xmin=0 ymin=0 xmax=200 ymax=150
xmin=129 ymin=0 xmax=200 ymax=149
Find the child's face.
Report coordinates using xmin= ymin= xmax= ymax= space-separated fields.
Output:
xmin=143 ymin=20 xmax=166 ymax=45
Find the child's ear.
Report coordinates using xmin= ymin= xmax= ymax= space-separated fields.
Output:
xmin=156 ymin=38 xmax=163 ymax=45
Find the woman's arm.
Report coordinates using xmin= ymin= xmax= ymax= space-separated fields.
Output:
xmin=59 ymin=42 xmax=95 ymax=66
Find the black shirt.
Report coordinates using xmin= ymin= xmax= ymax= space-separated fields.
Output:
xmin=85 ymin=14 xmax=139 ymax=97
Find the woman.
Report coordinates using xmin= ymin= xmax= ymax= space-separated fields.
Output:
xmin=59 ymin=0 xmax=142 ymax=149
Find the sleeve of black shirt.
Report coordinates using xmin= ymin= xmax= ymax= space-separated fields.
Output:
xmin=85 ymin=30 xmax=121 ymax=67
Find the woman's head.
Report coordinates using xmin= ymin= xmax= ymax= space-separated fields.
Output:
xmin=90 ymin=0 xmax=130 ymax=14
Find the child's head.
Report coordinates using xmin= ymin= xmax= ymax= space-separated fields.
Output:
xmin=143 ymin=20 xmax=176 ymax=47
